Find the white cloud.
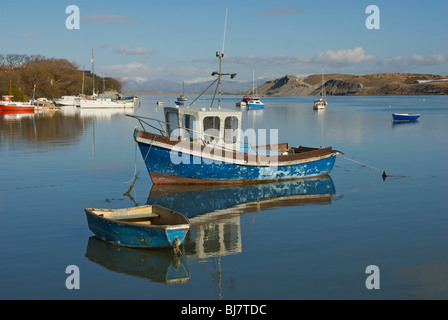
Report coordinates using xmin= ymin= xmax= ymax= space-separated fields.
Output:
xmin=104 ymin=62 xmax=212 ymax=82
xmin=412 ymin=54 xmax=445 ymax=65
xmin=192 ymin=47 xmax=447 ymax=77
xmin=135 ymin=76 xmax=148 ymax=83
xmin=312 ymin=47 xmax=376 ymax=66
xmin=113 ymin=45 xmax=149 ymax=55
xmin=193 ymin=47 xmax=376 ymax=68
xmin=20 ymin=32 xmax=39 ymax=39
xmin=380 ymin=54 xmax=446 ymax=69
xmin=103 ymin=50 xmax=447 ymax=84
xmin=106 ymin=62 xmax=149 ymax=74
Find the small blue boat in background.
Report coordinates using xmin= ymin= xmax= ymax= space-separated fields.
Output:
xmin=84 ymin=205 xmax=190 ymax=249
xmin=392 ymin=113 xmax=420 ymax=122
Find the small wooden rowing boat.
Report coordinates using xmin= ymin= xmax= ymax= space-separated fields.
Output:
xmin=84 ymin=205 xmax=190 ymax=248
xmin=392 ymin=113 xmax=420 ymax=122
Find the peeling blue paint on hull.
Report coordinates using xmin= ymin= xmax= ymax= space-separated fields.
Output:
xmin=137 ymin=142 xmax=337 ymax=184
xmin=85 ymin=212 xmax=189 ymax=248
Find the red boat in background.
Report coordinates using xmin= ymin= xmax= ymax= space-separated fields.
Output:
xmin=0 ymin=95 xmax=35 ymax=111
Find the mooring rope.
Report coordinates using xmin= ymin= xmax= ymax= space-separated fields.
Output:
xmin=124 ymin=142 xmax=139 ymax=184
xmin=339 ymin=154 xmax=407 ymax=178
xmin=173 ymin=237 xmax=182 ymax=256
xmin=125 ymin=133 xmax=157 ymax=185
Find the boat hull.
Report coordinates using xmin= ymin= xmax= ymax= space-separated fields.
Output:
xmin=54 ymin=96 xmax=80 ymax=106
xmin=392 ymin=113 xmax=420 ymax=121
xmin=135 ymin=130 xmax=337 ymax=185
xmin=313 ymin=99 xmax=327 ymax=109
xmin=85 ymin=208 xmax=190 ymax=248
xmin=0 ymin=104 xmax=35 ymax=111
xmin=79 ymin=99 xmax=135 ymax=108
xmin=247 ymin=103 xmax=264 ymax=109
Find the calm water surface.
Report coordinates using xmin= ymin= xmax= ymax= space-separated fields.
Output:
xmin=1 ymin=95 xmax=447 ymax=299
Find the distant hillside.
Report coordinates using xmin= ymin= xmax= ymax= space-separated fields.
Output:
xmin=247 ymin=73 xmax=448 ymax=96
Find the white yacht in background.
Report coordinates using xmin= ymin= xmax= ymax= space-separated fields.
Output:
xmin=54 ymin=95 xmax=81 ymax=107
xmin=79 ymin=91 xmax=137 ymax=109
xmin=177 ymin=81 xmax=188 ymax=102
xmin=247 ymin=71 xmax=264 ymax=110
xmin=313 ymin=66 xmax=328 ymax=110
xmin=78 ymin=49 xmax=138 ymax=108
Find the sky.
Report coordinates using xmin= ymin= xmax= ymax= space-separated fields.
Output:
xmin=1 ymin=0 xmax=447 ymax=86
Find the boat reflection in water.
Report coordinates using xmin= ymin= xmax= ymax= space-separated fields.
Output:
xmin=86 ymin=177 xmax=337 ymax=285
xmin=392 ymin=119 xmax=420 ymax=128
xmin=147 ymin=176 xmax=338 ymax=260
xmin=85 ymin=236 xmax=190 ymax=284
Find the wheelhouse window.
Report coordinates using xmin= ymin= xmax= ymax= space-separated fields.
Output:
xmin=166 ymin=111 xmax=179 ymax=137
xmin=182 ymin=114 xmax=198 ymax=141
xmin=203 ymin=116 xmax=221 ymax=143
xmin=224 ymin=116 xmax=238 ymax=143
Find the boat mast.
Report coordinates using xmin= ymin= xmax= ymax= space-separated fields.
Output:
xmin=91 ymin=49 xmax=95 ymax=95
xmin=217 ymin=51 xmax=223 ymax=108
xmin=252 ymin=71 xmax=255 ymax=96
xmin=193 ymin=9 xmax=236 ymax=110
xmin=217 ymin=8 xmax=228 ymax=109
xmin=321 ymin=65 xmax=324 ymax=99
xmin=102 ymin=65 xmax=105 ymax=93
xmin=82 ymin=65 xmax=85 ymax=95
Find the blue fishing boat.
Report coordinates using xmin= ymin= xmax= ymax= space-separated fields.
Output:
xmin=392 ymin=113 xmax=420 ymax=122
xmin=127 ymin=51 xmax=338 ymax=185
xmin=84 ymin=204 xmax=190 ymax=248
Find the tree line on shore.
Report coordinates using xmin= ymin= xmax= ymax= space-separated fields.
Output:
xmin=0 ymin=54 xmax=123 ymax=101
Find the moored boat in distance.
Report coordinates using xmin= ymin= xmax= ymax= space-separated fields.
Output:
xmin=236 ymin=95 xmax=251 ymax=108
xmin=84 ymin=204 xmax=190 ymax=248
xmin=33 ymin=98 xmax=56 ymax=110
xmin=54 ymin=95 xmax=80 ymax=107
xmin=247 ymin=97 xmax=264 ymax=109
xmin=247 ymin=71 xmax=264 ymax=110
xmin=177 ymin=81 xmax=188 ymax=102
xmin=0 ymin=95 xmax=35 ymax=111
xmin=79 ymin=91 xmax=137 ymax=108
xmin=80 ymin=49 xmax=138 ymax=109
xmin=313 ymin=66 xmax=328 ymax=110
xmin=392 ymin=113 xmax=420 ymax=122
xmin=313 ymin=98 xmax=327 ymax=110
